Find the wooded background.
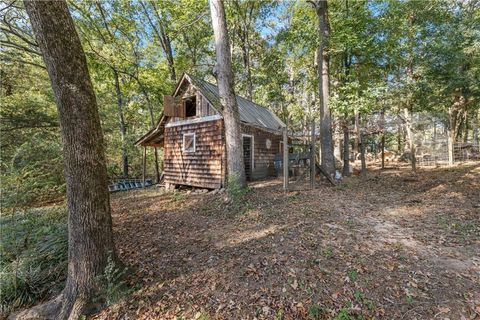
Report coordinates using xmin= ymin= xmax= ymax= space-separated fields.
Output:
xmin=1 ymin=0 xmax=479 ymax=208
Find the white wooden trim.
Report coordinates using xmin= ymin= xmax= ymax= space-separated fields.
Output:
xmin=182 ymin=132 xmax=196 ymax=153
xmin=242 ymin=134 xmax=254 ymax=169
xmin=166 ymin=114 xmax=222 ymax=128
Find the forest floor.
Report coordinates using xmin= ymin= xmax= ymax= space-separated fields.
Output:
xmin=93 ymin=163 xmax=480 ymax=320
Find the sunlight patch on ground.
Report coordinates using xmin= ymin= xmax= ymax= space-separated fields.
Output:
xmin=215 ymin=225 xmax=281 ymax=249
xmin=381 ymin=206 xmax=425 ymax=217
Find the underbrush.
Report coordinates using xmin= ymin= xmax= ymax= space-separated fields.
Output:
xmin=0 ymin=207 xmax=68 ymax=317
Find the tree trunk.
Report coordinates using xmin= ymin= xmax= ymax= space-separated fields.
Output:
xmin=23 ymin=1 xmax=116 ymax=319
xmin=448 ymin=91 xmax=465 ymax=165
xmin=359 ymin=130 xmax=366 ymax=176
xmin=210 ymin=0 xmax=246 ymax=188
xmin=473 ymin=109 xmax=479 ymax=146
xmin=232 ymin=0 xmax=254 ymax=100
xmin=342 ymin=118 xmax=350 ymax=177
xmin=397 ymin=123 xmax=402 ymax=154
xmin=242 ymin=43 xmax=253 ymax=100
xmin=403 ymin=107 xmax=416 ymax=172
xmin=140 ymin=1 xmax=176 ymax=81
xmin=380 ymin=109 xmax=385 ymax=169
xmin=310 ymin=118 xmax=316 ymax=188
xmin=463 ymin=110 xmax=469 ymax=143
xmin=354 ymin=111 xmax=359 ymax=161
xmin=313 ymin=0 xmax=335 ymax=177
xmin=113 ymin=69 xmax=129 ymax=178
xmin=139 ymin=80 xmax=161 ymax=183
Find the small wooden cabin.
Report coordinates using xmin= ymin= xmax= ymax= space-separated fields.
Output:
xmin=136 ymin=73 xmax=286 ymax=189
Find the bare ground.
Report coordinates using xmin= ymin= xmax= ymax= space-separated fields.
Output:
xmin=93 ymin=163 xmax=480 ymax=320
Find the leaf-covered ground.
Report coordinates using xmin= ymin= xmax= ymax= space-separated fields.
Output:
xmin=94 ymin=163 xmax=480 ymax=320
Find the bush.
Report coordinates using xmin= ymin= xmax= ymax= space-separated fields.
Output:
xmin=0 ymin=207 xmax=68 ymax=317
xmin=226 ymin=174 xmax=251 ymax=213
xmin=94 ymin=254 xmax=130 ymax=306
xmin=1 ymin=134 xmax=65 ymax=210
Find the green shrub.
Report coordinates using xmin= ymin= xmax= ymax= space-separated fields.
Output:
xmin=1 ymin=135 xmax=65 ymax=210
xmin=0 ymin=207 xmax=68 ymax=317
xmin=226 ymin=174 xmax=251 ymax=212
xmin=94 ymin=254 xmax=130 ymax=306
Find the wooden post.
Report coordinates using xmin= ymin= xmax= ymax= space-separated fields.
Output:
xmin=283 ymin=127 xmax=288 ymax=192
xmin=142 ymin=146 xmax=147 ymax=187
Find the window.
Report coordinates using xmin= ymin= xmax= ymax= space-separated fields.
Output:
xmin=184 ymin=96 xmax=196 ymax=117
xmin=182 ymin=133 xmax=195 ymax=153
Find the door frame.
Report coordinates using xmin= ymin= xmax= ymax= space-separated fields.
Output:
xmin=242 ymin=134 xmax=254 ymax=172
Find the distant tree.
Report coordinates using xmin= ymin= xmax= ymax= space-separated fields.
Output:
xmin=21 ymin=1 xmax=116 ymax=318
xmin=209 ymin=0 xmax=246 ymax=188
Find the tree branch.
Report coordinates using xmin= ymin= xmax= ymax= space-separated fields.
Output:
xmin=0 ymin=39 xmax=41 ymax=56
xmin=1 ymin=56 xmax=46 ymax=69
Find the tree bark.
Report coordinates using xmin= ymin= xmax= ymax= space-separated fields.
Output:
xmin=403 ymin=107 xmax=416 ymax=172
xmin=23 ymin=1 xmax=116 ymax=319
xmin=380 ymin=109 xmax=385 ymax=169
xmin=210 ymin=0 xmax=246 ymax=188
xmin=473 ymin=109 xmax=479 ymax=146
xmin=359 ymin=130 xmax=366 ymax=176
xmin=310 ymin=118 xmax=316 ymax=188
xmin=113 ymin=68 xmax=129 ymax=178
xmin=353 ymin=110 xmax=359 ymax=161
xmin=448 ymin=90 xmax=465 ymax=165
xmin=342 ymin=118 xmax=350 ymax=176
xmin=313 ymin=0 xmax=335 ymax=177
xmin=397 ymin=123 xmax=403 ymax=154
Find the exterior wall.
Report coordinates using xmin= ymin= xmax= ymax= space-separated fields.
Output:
xmin=240 ymin=124 xmax=282 ymax=180
xmin=164 ymin=119 xmax=224 ymax=189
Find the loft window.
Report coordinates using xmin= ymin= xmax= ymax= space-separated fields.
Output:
xmin=184 ymin=96 xmax=196 ymax=117
xmin=182 ymin=133 xmax=196 ymax=153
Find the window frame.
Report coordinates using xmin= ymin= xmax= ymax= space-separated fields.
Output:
xmin=182 ymin=132 xmax=196 ymax=153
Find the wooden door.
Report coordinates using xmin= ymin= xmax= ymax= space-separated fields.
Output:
xmin=243 ymin=136 xmax=252 ymax=181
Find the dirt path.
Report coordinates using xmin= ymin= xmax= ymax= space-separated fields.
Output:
xmin=93 ymin=163 xmax=480 ymax=320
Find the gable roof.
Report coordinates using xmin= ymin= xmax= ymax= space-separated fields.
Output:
xmin=186 ymin=73 xmax=286 ymax=132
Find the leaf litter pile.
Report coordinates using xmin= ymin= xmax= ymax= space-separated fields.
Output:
xmin=93 ymin=164 xmax=479 ymax=319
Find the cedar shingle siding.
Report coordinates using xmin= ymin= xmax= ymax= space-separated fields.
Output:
xmin=164 ymin=119 xmax=224 ymax=189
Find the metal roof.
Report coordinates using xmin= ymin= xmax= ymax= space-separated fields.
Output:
xmin=188 ymin=74 xmax=286 ymax=133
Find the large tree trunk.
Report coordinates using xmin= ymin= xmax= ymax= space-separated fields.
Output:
xmin=313 ymin=0 xmax=335 ymax=177
xmin=23 ymin=1 xmax=116 ymax=319
xmin=113 ymin=68 xmax=129 ymax=178
xmin=210 ymin=0 xmax=246 ymax=188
